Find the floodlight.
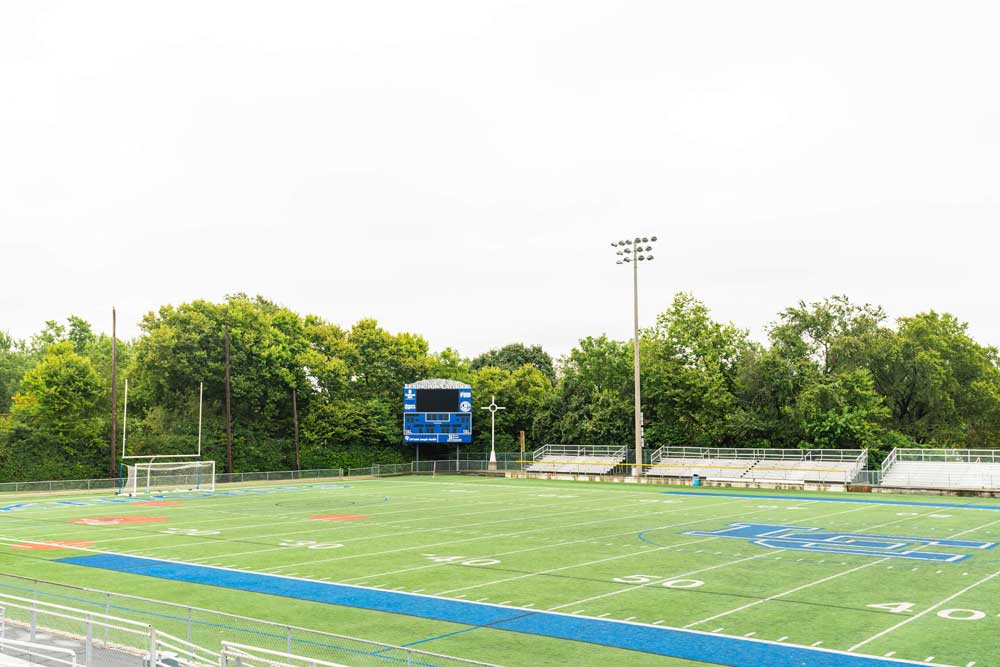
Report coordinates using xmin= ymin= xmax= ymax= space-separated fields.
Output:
xmin=646 ymin=245 xmax=652 ymax=251
xmin=624 ymin=248 xmax=631 ymax=253
xmin=647 ymin=255 xmax=654 ymax=260
xmin=616 ymin=260 xmax=623 ymax=264
xmin=624 ymin=257 xmax=631 ymax=262
xmin=651 ymin=236 xmax=657 ymax=241
xmin=642 ymin=237 xmax=648 ymax=243
xmin=611 ymin=242 xmax=617 ymax=247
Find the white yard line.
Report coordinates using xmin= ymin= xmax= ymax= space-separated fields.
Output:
xmin=431 ymin=502 xmax=858 ymax=597
xmin=190 ymin=491 xmax=690 ymax=564
xmin=255 ymin=496 xmax=765 ymax=573
xmin=3 ymin=485 xmax=641 ymax=558
xmin=684 ymin=514 xmax=1000 ymax=630
xmin=543 ymin=503 xmax=881 ymax=612
xmin=848 ymin=569 xmax=1000 ymax=652
xmin=336 ymin=498 xmax=762 ymax=583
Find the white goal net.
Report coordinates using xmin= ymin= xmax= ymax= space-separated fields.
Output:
xmin=122 ymin=461 xmax=216 ymax=496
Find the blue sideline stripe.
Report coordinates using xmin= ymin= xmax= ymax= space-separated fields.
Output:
xmin=59 ymin=554 xmax=923 ymax=667
xmin=664 ymin=491 xmax=1000 ymax=510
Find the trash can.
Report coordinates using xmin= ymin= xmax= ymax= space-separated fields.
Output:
xmin=692 ymin=474 xmax=701 ymax=487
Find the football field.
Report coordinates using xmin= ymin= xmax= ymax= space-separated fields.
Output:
xmin=1 ymin=476 xmax=999 ymax=666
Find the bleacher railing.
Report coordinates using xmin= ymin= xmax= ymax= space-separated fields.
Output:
xmin=0 ymin=574 xmax=501 ymax=667
xmin=531 ymin=444 xmax=628 ymax=460
xmin=892 ymin=448 xmax=1000 ymax=464
xmin=0 ymin=636 xmax=78 ymax=666
xmin=651 ymin=447 xmax=866 ymax=463
xmin=0 ymin=590 xmax=219 ymax=666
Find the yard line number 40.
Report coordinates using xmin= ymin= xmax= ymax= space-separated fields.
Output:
xmin=867 ymin=602 xmax=992 ymax=621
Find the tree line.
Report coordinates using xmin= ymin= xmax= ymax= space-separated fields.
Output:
xmin=1 ymin=292 xmax=998 ymax=482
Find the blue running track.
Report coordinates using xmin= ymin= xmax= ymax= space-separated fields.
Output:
xmin=59 ymin=553 xmax=933 ymax=667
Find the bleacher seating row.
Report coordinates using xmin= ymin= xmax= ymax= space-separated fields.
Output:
xmin=525 ymin=455 xmax=624 ymax=475
xmin=882 ymin=459 xmax=1000 ymax=490
xmin=525 ymin=445 xmax=628 ymax=475
xmin=644 ymin=456 xmax=862 ymax=483
xmin=524 ymin=445 xmax=1000 ymax=491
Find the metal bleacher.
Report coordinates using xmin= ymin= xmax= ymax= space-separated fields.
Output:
xmin=526 ymin=445 xmax=627 ymax=475
xmin=644 ymin=447 xmax=867 ymax=484
xmin=880 ymin=449 xmax=1000 ymax=490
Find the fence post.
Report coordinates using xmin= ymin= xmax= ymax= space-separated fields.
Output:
xmin=148 ymin=626 xmax=157 ymax=665
xmin=104 ymin=593 xmax=111 ymax=644
xmin=286 ymin=625 xmax=292 ymax=654
xmin=30 ymin=598 xmax=36 ymax=641
xmin=85 ymin=613 xmax=93 ymax=666
xmin=187 ymin=607 xmax=193 ymax=643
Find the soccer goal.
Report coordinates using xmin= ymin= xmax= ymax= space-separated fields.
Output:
xmin=122 ymin=460 xmax=216 ymax=496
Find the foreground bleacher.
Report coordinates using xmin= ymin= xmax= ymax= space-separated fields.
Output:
xmin=645 ymin=447 xmax=867 ymax=484
xmin=880 ymin=449 xmax=1000 ymax=490
xmin=525 ymin=445 xmax=627 ymax=474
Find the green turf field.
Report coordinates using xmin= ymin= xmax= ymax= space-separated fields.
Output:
xmin=1 ymin=476 xmax=998 ymax=666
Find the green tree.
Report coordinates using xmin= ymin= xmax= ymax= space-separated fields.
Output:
xmin=642 ymin=293 xmax=751 ymax=448
xmin=471 ymin=343 xmax=555 ymax=384
xmin=792 ymin=368 xmax=890 ymax=450
xmin=535 ymin=336 xmax=633 ymax=448
xmin=872 ymin=312 xmax=1000 ymax=447
xmin=4 ymin=342 xmax=104 ymax=480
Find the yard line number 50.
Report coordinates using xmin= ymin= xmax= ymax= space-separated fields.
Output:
xmin=613 ymin=574 xmax=704 ymax=588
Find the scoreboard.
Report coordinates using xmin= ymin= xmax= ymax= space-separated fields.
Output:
xmin=403 ymin=380 xmax=472 ymax=444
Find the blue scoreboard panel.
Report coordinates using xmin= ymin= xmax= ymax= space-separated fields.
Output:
xmin=403 ymin=387 xmax=472 ymax=444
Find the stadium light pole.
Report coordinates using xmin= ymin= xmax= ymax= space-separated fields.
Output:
xmin=481 ymin=395 xmax=506 ymax=471
xmin=611 ymin=236 xmax=657 ymax=478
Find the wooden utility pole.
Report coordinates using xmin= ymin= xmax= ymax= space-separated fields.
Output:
xmin=110 ymin=307 xmax=118 ymax=478
xmin=519 ymin=430 xmax=525 ymax=457
xmin=224 ymin=326 xmax=233 ymax=474
xmin=292 ymin=388 xmax=301 ymax=473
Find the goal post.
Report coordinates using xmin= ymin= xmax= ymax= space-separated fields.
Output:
xmin=121 ymin=460 xmax=216 ymax=496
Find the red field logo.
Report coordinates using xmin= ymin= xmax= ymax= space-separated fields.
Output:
xmin=11 ymin=540 xmax=96 ymax=550
xmin=70 ymin=516 xmax=170 ymax=526
xmin=310 ymin=514 xmax=368 ymax=521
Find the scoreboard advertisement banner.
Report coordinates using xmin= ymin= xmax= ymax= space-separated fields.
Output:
xmin=404 ymin=383 xmax=472 ymax=444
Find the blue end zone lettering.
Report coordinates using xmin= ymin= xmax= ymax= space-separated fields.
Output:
xmin=683 ymin=523 xmax=997 ymax=562
xmin=57 ymin=554 xmax=930 ymax=667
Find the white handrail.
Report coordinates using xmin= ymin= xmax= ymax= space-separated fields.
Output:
xmin=222 ymin=642 xmax=350 ymax=667
xmin=0 ymin=637 xmax=78 ymax=666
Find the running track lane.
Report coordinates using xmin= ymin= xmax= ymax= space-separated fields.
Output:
xmin=58 ymin=554 xmax=940 ymax=667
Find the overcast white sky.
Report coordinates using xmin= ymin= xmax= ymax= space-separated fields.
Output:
xmin=2 ymin=2 xmax=998 ymax=358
